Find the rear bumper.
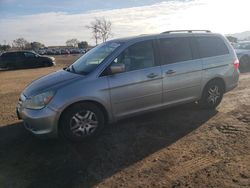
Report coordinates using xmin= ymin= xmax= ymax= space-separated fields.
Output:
xmin=16 ymin=105 xmax=59 ymax=138
xmin=225 ymin=69 xmax=240 ymax=92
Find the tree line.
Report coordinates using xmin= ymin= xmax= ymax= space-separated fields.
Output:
xmin=0 ymin=38 xmax=89 ymax=51
xmin=0 ymin=18 xmax=113 ymax=52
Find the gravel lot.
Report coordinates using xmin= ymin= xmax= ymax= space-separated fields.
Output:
xmin=0 ymin=55 xmax=249 ymax=188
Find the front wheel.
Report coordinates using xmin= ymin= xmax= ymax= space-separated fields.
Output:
xmin=43 ymin=62 xmax=50 ymax=67
xmin=60 ymin=102 xmax=105 ymax=142
xmin=199 ymin=80 xmax=224 ymax=109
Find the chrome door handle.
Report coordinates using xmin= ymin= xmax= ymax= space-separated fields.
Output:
xmin=166 ymin=70 xmax=176 ymax=75
xmin=147 ymin=73 xmax=158 ymax=78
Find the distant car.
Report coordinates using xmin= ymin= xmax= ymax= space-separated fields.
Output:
xmin=37 ymin=49 xmax=46 ymax=55
xmin=69 ymin=48 xmax=81 ymax=54
xmin=54 ymin=49 xmax=61 ymax=55
xmin=79 ymin=49 xmax=86 ymax=54
xmin=0 ymin=51 xmax=55 ymax=69
xmin=61 ymin=49 xmax=70 ymax=55
xmin=45 ymin=49 xmax=56 ymax=55
xmin=234 ymin=42 xmax=250 ymax=72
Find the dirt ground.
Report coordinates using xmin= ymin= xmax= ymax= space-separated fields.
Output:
xmin=0 ymin=55 xmax=249 ymax=188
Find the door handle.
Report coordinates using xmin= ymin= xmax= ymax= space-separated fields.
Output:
xmin=166 ymin=70 xmax=176 ymax=75
xmin=147 ymin=73 xmax=158 ymax=78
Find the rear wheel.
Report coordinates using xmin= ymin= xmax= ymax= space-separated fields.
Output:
xmin=60 ymin=102 xmax=105 ymax=142
xmin=199 ymin=80 xmax=224 ymax=109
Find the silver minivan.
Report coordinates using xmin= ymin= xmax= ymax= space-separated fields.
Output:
xmin=16 ymin=30 xmax=240 ymax=141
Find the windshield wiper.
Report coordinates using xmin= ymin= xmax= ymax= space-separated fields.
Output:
xmin=63 ymin=65 xmax=76 ymax=73
xmin=63 ymin=66 xmax=70 ymax=72
xmin=64 ymin=65 xmax=88 ymax=75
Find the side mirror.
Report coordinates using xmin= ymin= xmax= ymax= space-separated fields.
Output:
xmin=110 ymin=63 xmax=125 ymax=74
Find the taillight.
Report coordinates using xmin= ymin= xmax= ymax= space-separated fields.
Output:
xmin=233 ymin=59 xmax=239 ymax=69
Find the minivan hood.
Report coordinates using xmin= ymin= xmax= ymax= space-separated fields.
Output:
xmin=23 ymin=69 xmax=82 ymax=97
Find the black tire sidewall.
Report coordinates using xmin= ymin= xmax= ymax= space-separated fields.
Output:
xmin=200 ymin=80 xmax=224 ymax=109
xmin=60 ymin=102 xmax=105 ymax=142
xmin=44 ymin=62 xmax=50 ymax=67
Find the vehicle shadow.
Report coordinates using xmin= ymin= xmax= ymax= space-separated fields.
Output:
xmin=0 ymin=103 xmax=217 ymax=188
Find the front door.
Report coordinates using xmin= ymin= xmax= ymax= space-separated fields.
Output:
xmin=107 ymin=40 xmax=162 ymax=118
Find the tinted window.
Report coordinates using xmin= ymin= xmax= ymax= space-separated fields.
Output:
xmin=24 ymin=52 xmax=36 ymax=58
xmin=1 ymin=53 xmax=12 ymax=58
xmin=160 ymin=37 xmax=193 ymax=65
xmin=16 ymin=52 xmax=25 ymax=58
xmin=113 ymin=40 xmax=155 ymax=72
xmin=196 ymin=36 xmax=229 ymax=58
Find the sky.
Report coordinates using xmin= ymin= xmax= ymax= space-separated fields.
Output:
xmin=0 ymin=0 xmax=250 ymax=46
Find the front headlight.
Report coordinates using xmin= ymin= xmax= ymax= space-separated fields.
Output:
xmin=23 ymin=91 xmax=55 ymax=110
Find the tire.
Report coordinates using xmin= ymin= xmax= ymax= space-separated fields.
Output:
xmin=60 ymin=102 xmax=105 ymax=142
xmin=43 ymin=62 xmax=50 ymax=67
xmin=199 ymin=80 xmax=224 ymax=109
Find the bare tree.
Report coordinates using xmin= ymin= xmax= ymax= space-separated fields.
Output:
xmin=86 ymin=18 xmax=112 ymax=45
xmin=98 ymin=18 xmax=112 ymax=43
xmin=13 ymin=38 xmax=29 ymax=49
xmin=86 ymin=20 xmax=101 ymax=45
xmin=66 ymin=38 xmax=79 ymax=47
xmin=0 ymin=44 xmax=11 ymax=51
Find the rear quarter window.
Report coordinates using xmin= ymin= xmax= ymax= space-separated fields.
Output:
xmin=196 ymin=36 xmax=229 ymax=58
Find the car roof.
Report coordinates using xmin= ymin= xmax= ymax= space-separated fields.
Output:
xmin=109 ymin=31 xmax=223 ymax=44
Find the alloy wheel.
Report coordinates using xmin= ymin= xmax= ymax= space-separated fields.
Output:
xmin=207 ymin=85 xmax=221 ymax=105
xmin=69 ymin=110 xmax=98 ymax=137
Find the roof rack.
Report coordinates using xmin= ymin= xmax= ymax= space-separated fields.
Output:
xmin=161 ymin=30 xmax=211 ymax=34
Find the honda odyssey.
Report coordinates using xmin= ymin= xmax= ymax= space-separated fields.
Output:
xmin=16 ymin=30 xmax=240 ymax=141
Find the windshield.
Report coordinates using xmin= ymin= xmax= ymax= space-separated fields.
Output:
xmin=234 ymin=42 xmax=250 ymax=50
xmin=67 ymin=42 xmax=121 ymax=74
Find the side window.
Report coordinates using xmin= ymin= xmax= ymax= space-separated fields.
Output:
xmin=24 ymin=52 xmax=35 ymax=58
xmin=2 ymin=53 xmax=13 ymax=58
xmin=196 ymin=36 xmax=229 ymax=58
xmin=16 ymin=52 xmax=25 ymax=58
xmin=160 ymin=37 xmax=193 ymax=65
xmin=1 ymin=53 xmax=9 ymax=58
xmin=113 ymin=40 xmax=155 ymax=72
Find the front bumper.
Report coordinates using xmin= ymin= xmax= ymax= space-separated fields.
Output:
xmin=16 ymin=105 xmax=59 ymax=138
